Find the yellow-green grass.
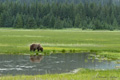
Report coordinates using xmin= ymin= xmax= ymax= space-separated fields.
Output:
xmin=0 ymin=28 xmax=120 ymax=54
xmin=0 ymin=69 xmax=120 ymax=80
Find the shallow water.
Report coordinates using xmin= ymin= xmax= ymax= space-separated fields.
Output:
xmin=0 ymin=53 xmax=119 ymax=75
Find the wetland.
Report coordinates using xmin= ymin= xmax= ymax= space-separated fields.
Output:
xmin=0 ymin=53 xmax=119 ymax=75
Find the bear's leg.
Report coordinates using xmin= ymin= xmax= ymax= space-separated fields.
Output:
xmin=37 ymin=47 xmax=40 ymax=52
xmin=37 ymin=49 xmax=39 ymax=52
xmin=33 ymin=49 xmax=36 ymax=51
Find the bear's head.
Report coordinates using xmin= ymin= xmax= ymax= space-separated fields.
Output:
xmin=40 ymin=47 xmax=43 ymax=52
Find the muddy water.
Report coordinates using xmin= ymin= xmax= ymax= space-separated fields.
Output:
xmin=0 ymin=53 xmax=119 ymax=75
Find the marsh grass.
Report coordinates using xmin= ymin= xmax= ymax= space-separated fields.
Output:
xmin=96 ymin=52 xmax=120 ymax=60
xmin=116 ymin=61 xmax=120 ymax=64
xmin=0 ymin=69 xmax=120 ymax=80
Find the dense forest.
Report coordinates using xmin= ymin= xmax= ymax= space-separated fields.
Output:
xmin=1 ymin=0 xmax=120 ymax=5
xmin=0 ymin=1 xmax=120 ymax=30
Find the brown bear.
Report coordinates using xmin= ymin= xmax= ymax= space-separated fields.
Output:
xmin=30 ymin=43 xmax=43 ymax=52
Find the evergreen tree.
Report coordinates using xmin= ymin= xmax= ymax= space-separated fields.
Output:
xmin=42 ymin=14 xmax=51 ymax=27
xmin=117 ymin=15 xmax=120 ymax=25
xmin=13 ymin=14 xmax=23 ymax=28
xmin=0 ymin=15 xmax=3 ymax=27
xmin=93 ymin=19 xmax=102 ymax=29
xmin=54 ymin=17 xmax=63 ymax=29
xmin=49 ymin=15 xmax=55 ymax=28
xmin=82 ymin=20 xmax=87 ymax=30
xmin=26 ymin=16 xmax=37 ymax=28
xmin=1 ymin=11 xmax=13 ymax=27
xmin=112 ymin=18 xmax=118 ymax=29
xmin=63 ymin=19 xmax=72 ymax=28
xmin=74 ymin=14 xmax=81 ymax=27
xmin=35 ymin=15 xmax=41 ymax=28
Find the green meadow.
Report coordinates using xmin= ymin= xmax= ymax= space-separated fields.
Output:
xmin=0 ymin=28 xmax=120 ymax=79
xmin=0 ymin=28 xmax=120 ymax=54
xmin=0 ymin=28 xmax=120 ymax=56
xmin=0 ymin=28 xmax=120 ymax=59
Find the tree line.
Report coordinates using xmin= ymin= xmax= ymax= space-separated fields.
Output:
xmin=0 ymin=1 xmax=120 ymax=30
xmin=1 ymin=0 xmax=119 ymax=5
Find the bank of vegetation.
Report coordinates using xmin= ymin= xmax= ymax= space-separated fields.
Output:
xmin=0 ymin=69 xmax=120 ymax=80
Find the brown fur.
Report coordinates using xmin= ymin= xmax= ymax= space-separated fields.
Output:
xmin=30 ymin=44 xmax=43 ymax=52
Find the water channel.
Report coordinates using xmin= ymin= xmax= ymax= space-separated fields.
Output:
xmin=0 ymin=53 xmax=119 ymax=75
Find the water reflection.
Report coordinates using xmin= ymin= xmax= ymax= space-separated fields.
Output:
xmin=0 ymin=53 xmax=119 ymax=75
xmin=30 ymin=55 xmax=43 ymax=63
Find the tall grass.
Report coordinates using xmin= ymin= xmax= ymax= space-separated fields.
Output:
xmin=0 ymin=28 xmax=120 ymax=54
xmin=0 ymin=69 xmax=120 ymax=80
